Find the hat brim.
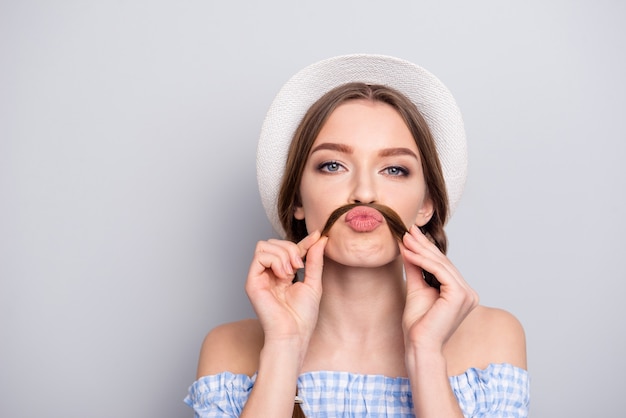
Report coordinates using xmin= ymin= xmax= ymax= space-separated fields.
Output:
xmin=257 ymin=54 xmax=467 ymax=238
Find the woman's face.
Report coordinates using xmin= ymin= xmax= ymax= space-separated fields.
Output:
xmin=294 ymin=99 xmax=433 ymax=267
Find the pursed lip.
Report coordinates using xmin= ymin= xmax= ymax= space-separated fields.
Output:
xmin=344 ymin=206 xmax=384 ymax=232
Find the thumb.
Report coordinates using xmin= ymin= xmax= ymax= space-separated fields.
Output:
xmin=302 ymin=236 xmax=328 ymax=292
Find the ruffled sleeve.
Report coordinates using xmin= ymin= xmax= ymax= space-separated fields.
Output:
xmin=449 ymin=363 xmax=530 ymax=418
xmin=184 ymin=372 xmax=254 ymax=418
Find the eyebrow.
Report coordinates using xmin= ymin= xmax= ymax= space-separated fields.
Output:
xmin=310 ymin=142 xmax=353 ymax=154
xmin=378 ymin=147 xmax=419 ymax=160
xmin=311 ymin=142 xmax=418 ymax=160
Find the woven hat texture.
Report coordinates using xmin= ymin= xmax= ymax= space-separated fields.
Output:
xmin=257 ymin=54 xmax=467 ymax=238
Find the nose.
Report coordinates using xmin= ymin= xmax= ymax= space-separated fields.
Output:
xmin=349 ymin=170 xmax=377 ymax=204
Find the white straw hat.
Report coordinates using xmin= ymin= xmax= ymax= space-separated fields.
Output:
xmin=257 ymin=53 xmax=467 ymax=238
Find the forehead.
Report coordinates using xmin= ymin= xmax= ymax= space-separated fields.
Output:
xmin=314 ymin=99 xmax=417 ymax=151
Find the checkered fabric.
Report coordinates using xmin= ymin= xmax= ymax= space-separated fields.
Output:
xmin=184 ymin=363 xmax=529 ymax=417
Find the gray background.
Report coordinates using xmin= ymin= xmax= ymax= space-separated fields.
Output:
xmin=1 ymin=1 xmax=625 ymax=417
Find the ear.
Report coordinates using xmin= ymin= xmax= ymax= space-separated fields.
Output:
xmin=294 ymin=204 xmax=305 ymax=220
xmin=414 ymin=197 xmax=434 ymax=227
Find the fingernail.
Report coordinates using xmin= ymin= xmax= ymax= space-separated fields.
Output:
xmin=296 ymin=258 xmax=305 ymax=269
xmin=286 ymin=263 xmax=294 ymax=275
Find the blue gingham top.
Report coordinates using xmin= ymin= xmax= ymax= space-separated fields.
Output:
xmin=184 ymin=363 xmax=529 ymax=417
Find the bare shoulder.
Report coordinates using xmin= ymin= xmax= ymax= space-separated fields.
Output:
xmin=196 ymin=318 xmax=264 ymax=379
xmin=445 ymin=305 xmax=527 ymax=375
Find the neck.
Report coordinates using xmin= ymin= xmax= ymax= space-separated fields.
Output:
xmin=315 ymin=257 xmax=406 ymax=344
xmin=302 ymin=257 xmax=408 ymax=375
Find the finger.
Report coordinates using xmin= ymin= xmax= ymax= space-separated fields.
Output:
xmin=402 ymin=227 xmax=459 ymax=286
xmin=266 ymin=239 xmax=305 ymax=273
xmin=296 ymin=230 xmax=322 ymax=258
xmin=253 ymin=251 xmax=297 ymax=282
xmin=251 ymin=240 xmax=298 ymax=280
xmin=401 ymin=240 xmax=477 ymax=309
xmin=403 ymin=226 xmax=446 ymax=262
xmin=302 ymin=236 xmax=328 ymax=292
xmin=263 ymin=231 xmax=323 ymax=274
xmin=400 ymin=246 xmax=459 ymax=289
xmin=400 ymin=245 xmax=431 ymax=293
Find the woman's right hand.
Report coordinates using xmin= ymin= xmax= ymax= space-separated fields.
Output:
xmin=245 ymin=231 xmax=328 ymax=346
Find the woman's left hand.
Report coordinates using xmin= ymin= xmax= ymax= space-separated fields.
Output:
xmin=400 ymin=225 xmax=479 ymax=353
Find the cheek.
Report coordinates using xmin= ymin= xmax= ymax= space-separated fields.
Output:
xmin=297 ymin=191 xmax=332 ymax=232
xmin=402 ymin=210 xmax=420 ymax=228
xmin=298 ymin=181 xmax=343 ymax=231
xmin=394 ymin=199 xmax=425 ymax=229
xmin=302 ymin=205 xmax=334 ymax=234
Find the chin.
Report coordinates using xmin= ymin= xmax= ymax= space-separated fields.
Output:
xmin=324 ymin=236 xmax=400 ymax=268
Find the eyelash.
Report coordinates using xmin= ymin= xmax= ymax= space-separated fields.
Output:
xmin=317 ymin=161 xmax=410 ymax=177
xmin=318 ymin=161 xmax=344 ymax=173
xmin=384 ymin=166 xmax=410 ymax=177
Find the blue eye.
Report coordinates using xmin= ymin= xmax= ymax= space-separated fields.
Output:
xmin=385 ymin=166 xmax=409 ymax=176
xmin=319 ymin=161 xmax=343 ymax=172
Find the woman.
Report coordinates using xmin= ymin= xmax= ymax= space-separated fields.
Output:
xmin=185 ymin=54 xmax=529 ymax=417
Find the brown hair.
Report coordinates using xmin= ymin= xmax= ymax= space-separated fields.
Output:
xmin=277 ymin=82 xmax=450 ymax=254
xmin=321 ymin=203 xmax=408 ymax=241
xmin=293 ymin=391 xmax=305 ymax=418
